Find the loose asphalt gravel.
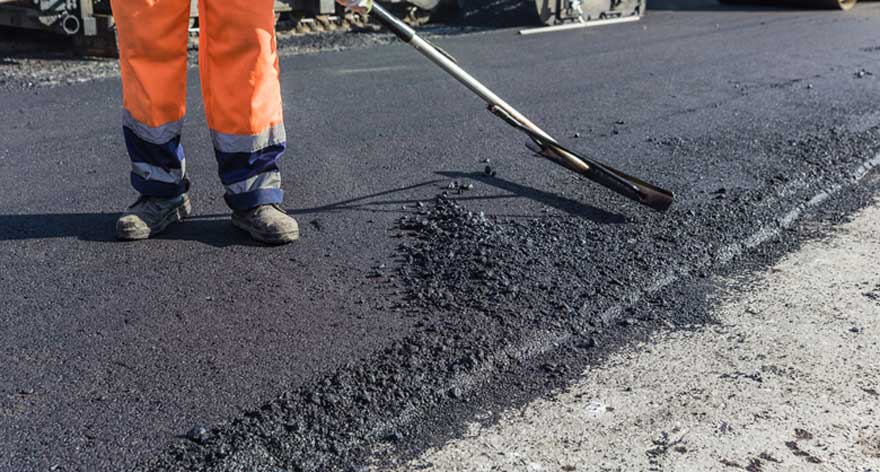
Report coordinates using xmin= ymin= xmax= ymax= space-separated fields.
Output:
xmin=1 ymin=1 xmax=880 ymax=471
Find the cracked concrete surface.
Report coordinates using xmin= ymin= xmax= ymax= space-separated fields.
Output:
xmin=391 ymin=199 xmax=880 ymax=471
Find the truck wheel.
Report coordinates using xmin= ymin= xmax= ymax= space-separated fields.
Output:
xmin=455 ymin=0 xmax=537 ymax=26
xmin=813 ymin=0 xmax=856 ymax=9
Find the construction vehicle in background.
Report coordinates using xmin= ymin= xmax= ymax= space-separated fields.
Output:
xmin=0 ymin=0 xmax=120 ymax=54
xmin=0 ymin=0 xmax=646 ymax=56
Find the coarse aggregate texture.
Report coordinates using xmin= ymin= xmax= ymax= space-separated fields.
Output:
xmin=0 ymin=26 xmax=387 ymax=90
xmin=2 ymin=1 xmax=880 ymax=471
xmin=0 ymin=27 xmax=120 ymax=89
xmin=0 ymin=24 xmax=479 ymax=91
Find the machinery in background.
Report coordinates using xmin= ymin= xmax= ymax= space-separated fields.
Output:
xmin=535 ymin=0 xmax=644 ymax=26
xmin=0 ymin=0 xmax=431 ymax=55
xmin=0 ymin=0 xmax=860 ymax=55
xmin=0 ymin=0 xmax=649 ymax=56
xmin=0 ymin=0 xmax=120 ymax=54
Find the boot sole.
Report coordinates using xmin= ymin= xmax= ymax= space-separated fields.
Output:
xmin=117 ymin=197 xmax=192 ymax=241
xmin=231 ymin=218 xmax=300 ymax=245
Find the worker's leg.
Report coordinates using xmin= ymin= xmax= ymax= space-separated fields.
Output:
xmin=111 ymin=0 xmax=192 ymax=240
xmin=199 ymin=0 xmax=286 ymax=211
xmin=111 ymin=0 xmax=192 ymax=198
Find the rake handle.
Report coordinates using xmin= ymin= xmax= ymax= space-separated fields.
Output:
xmin=370 ymin=4 xmax=673 ymax=212
xmin=370 ymin=4 xmax=592 ymax=175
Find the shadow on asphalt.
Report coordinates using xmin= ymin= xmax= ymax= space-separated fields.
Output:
xmin=284 ymin=173 xmax=625 ymax=223
xmin=285 ymin=179 xmax=448 ymax=215
xmin=0 ymin=212 xmax=118 ymax=242
xmin=155 ymin=217 xmax=265 ymax=247
xmin=0 ymin=174 xmax=625 ymax=246
xmin=0 ymin=212 xmax=264 ymax=247
xmin=437 ymin=171 xmax=628 ymax=223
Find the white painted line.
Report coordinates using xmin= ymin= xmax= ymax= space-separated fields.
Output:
xmin=519 ymin=16 xmax=641 ymax=36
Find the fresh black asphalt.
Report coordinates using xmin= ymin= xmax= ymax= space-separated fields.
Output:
xmin=1 ymin=1 xmax=880 ymax=470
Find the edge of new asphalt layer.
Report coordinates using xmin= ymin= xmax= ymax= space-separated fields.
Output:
xmin=140 ymin=142 xmax=880 ymax=472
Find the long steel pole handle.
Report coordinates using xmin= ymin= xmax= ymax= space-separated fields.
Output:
xmin=369 ymin=4 xmax=673 ymax=211
xmin=369 ymin=4 xmax=591 ymax=174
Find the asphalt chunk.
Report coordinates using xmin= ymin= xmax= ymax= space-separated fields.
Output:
xmin=185 ymin=426 xmax=209 ymax=445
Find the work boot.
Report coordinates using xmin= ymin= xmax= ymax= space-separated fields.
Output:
xmin=116 ymin=194 xmax=192 ymax=241
xmin=232 ymin=204 xmax=299 ymax=245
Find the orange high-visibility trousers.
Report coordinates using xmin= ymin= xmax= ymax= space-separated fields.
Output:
xmin=111 ymin=0 xmax=286 ymax=210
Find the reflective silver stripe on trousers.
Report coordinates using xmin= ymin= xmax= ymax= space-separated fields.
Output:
xmin=225 ymin=170 xmax=282 ymax=195
xmin=131 ymin=161 xmax=186 ymax=184
xmin=211 ymin=123 xmax=287 ymax=154
xmin=122 ymin=109 xmax=184 ymax=145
